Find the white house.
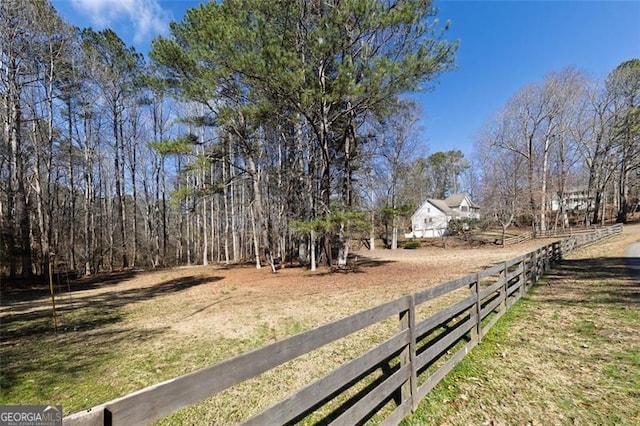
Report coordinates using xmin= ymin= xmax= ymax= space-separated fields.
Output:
xmin=550 ymin=187 xmax=592 ymax=212
xmin=405 ymin=193 xmax=480 ymax=238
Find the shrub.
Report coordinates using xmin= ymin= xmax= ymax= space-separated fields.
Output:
xmin=447 ymin=219 xmax=467 ymax=236
xmin=403 ymin=240 xmax=421 ymax=249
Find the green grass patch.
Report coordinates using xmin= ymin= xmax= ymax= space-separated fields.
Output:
xmin=402 ymin=300 xmax=528 ymax=425
xmin=573 ymin=319 xmax=597 ymax=337
xmin=402 ymin=272 xmax=640 ymax=425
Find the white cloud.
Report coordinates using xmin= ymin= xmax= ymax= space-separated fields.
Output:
xmin=71 ymin=0 xmax=171 ymax=44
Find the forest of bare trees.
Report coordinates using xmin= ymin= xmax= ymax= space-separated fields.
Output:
xmin=1 ymin=0 xmax=637 ymax=282
xmin=478 ymin=62 xmax=640 ymax=236
xmin=1 ymin=0 xmax=460 ymax=279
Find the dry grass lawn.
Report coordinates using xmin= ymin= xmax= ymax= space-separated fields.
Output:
xmin=1 ymin=225 xmax=638 ymax=424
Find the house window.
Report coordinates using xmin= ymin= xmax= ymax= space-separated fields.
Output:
xmin=461 ymin=206 xmax=468 ymax=212
xmin=424 ymin=218 xmax=428 ymax=224
xmin=427 ymin=208 xmax=430 ymax=213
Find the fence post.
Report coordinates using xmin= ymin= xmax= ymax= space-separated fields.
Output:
xmin=520 ymin=259 xmax=526 ymax=296
xmin=536 ymin=247 xmax=544 ymax=282
xmin=470 ymin=273 xmax=481 ymax=343
xmin=552 ymin=241 xmax=561 ymax=264
xmin=520 ymin=254 xmax=527 ymax=294
xmin=500 ymin=261 xmax=508 ymax=314
xmin=399 ymin=294 xmax=417 ymax=411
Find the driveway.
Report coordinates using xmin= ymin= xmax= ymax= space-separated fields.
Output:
xmin=623 ymin=240 xmax=640 ymax=279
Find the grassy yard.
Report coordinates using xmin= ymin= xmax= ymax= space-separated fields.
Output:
xmin=1 ymin=226 xmax=638 ymax=424
xmin=403 ymin=226 xmax=640 ymax=425
xmin=1 ymin=238 xmax=545 ymax=422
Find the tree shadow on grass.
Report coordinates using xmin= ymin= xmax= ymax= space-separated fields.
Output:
xmin=1 ymin=275 xmax=221 ymax=340
xmin=1 ymin=275 xmax=218 ymax=400
xmin=1 ymin=270 xmax=141 ymax=304
xmin=540 ymin=257 xmax=640 ymax=306
xmin=0 ymin=324 xmax=164 ymax=402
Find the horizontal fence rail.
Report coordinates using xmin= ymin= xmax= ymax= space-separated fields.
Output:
xmin=502 ymin=231 xmax=532 ymax=245
xmin=64 ymin=224 xmax=623 ymax=426
xmin=537 ymin=226 xmax=607 ymax=239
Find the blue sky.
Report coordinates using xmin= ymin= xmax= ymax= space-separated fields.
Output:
xmin=52 ymin=0 xmax=640 ymax=158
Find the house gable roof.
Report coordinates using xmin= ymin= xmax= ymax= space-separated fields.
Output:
xmin=428 ymin=199 xmax=458 ymax=216
xmin=411 ymin=199 xmax=457 ymax=221
xmin=445 ymin=193 xmax=479 ymax=209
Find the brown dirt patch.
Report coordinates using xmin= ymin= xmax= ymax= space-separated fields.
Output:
xmin=3 ymin=237 xmax=561 ymax=339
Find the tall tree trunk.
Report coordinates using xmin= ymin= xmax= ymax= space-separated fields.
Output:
xmin=310 ymin=230 xmax=316 ymax=272
xmin=185 ymin=176 xmax=191 ymax=265
xmin=616 ymin=157 xmax=629 ymax=224
xmin=7 ymin=57 xmax=31 ymax=277
xmin=319 ymin=64 xmax=332 ymax=267
xmin=32 ymin=119 xmax=48 ymax=276
xmin=540 ymin=135 xmax=551 ymax=233
xmin=202 ymin=184 xmax=208 ymax=266
xmin=223 ymin=155 xmax=231 ymax=264
xmin=502 ymin=224 xmax=507 ymax=248
xmin=210 ymin=194 xmax=215 ymax=264
xmin=130 ymin=141 xmax=138 ymax=267
xmin=153 ymin=158 xmax=161 ymax=268
xmin=369 ymin=210 xmax=375 ymax=251
xmin=83 ymin=111 xmax=94 ymax=275
xmin=592 ymin=190 xmax=602 ymax=225
xmin=162 ymin=156 xmax=168 ymax=263
xmin=65 ymin=96 xmax=77 ymax=271
xmin=112 ymin=106 xmax=128 ymax=268
xmin=602 ymin=189 xmax=607 ymax=226
xmin=231 ymin=178 xmax=240 ymax=262
xmin=527 ymin=136 xmax=538 ymax=237
xmin=337 ymin=222 xmax=350 ymax=267
xmin=247 ymin=155 xmax=271 ymax=269
xmin=250 ymin=202 xmax=261 ymax=269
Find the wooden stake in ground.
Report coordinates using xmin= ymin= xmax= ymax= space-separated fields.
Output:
xmin=48 ymin=253 xmax=58 ymax=333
